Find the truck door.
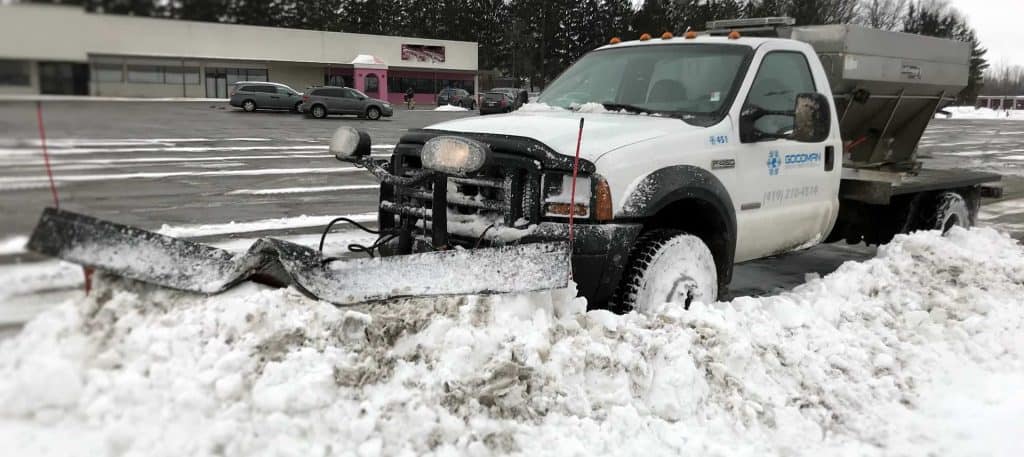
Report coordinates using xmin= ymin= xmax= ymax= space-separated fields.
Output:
xmin=732 ymin=47 xmax=841 ymax=262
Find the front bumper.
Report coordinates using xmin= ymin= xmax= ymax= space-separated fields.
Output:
xmin=381 ymin=105 xmax=394 ymax=117
xmin=385 ymin=217 xmax=641 ymax=307
xmin=530 ymin=222 xmax=642 ymax=307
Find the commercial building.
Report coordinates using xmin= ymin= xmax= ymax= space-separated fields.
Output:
xmin=0 ymin=3 xmax=478 ymax=105
xmin=976 ymin=95 xmax=1024 ymax=110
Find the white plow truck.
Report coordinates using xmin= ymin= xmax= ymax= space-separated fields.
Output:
xmin=26 ymin=18 xmax=1001 ymax=310
xmin=328 ymin=17 xmax=1001 ymax=311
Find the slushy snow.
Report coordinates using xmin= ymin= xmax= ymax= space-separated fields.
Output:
xmin=434 ymin=104 xmax=469 ymax=112
xmin=1 ymin=228 xmax=1023 ymax=456
xmin=937 ymin=106 xmax=1024 ymax=120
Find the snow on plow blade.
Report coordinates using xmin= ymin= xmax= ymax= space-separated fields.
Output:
xmin=27 ymin=208 xmax=571 ymax=305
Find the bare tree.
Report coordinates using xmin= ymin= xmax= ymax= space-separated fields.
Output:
xmin=983 ymin=63 xmax=1024 ymax=96
xmin=857 ymin=0 xmax=907 ymax=30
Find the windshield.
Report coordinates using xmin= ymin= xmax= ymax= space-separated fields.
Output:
xmin=537 ymin=44 xmax=752 ymax=123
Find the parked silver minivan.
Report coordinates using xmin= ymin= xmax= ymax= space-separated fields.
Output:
xmin=300 ymin=86 xmax=393 ymax=120
xmin=229 ymin=82 xmax=303 ymax=112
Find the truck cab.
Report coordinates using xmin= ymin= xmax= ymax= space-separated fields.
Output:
xmin=332 ymin=21 xmax=997 ymax=312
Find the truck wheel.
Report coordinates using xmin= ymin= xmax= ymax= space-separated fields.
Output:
xmin=615 ymin=229 xmax=718 ymax=314
xmin=926 ymin=192 xmax=971 ymax=233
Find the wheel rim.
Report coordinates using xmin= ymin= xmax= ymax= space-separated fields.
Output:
xmin=621 ymin=232 xmax=718 ymax=314
xmin=943 ymin=214 xmax=960 ymax=232
xmin=368 ymin=108 xmax=380 ymax=120
xmin=932 ymin=192 xmax=970 ymax=234
xmin=313 ymin=106 xmax=324 ymax=118
xmin=244 ymin=101 xmax=254 ymax=111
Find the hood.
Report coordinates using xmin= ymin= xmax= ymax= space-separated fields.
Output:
xmin=424 ymin=109 xmax=700 ymax=162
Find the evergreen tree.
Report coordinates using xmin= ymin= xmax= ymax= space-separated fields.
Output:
xmin=83 ymin=0 xmax=156 ymax=16
xmin=631 ymin=0 xmax=675 ymax=38
xmin=672 ymin=0 xmax=744 ymax=32
xmin=904 ymin=1 xmax=988 ymax=103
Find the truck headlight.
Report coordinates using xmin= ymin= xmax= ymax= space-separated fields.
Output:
xmin=543 ymin=174 xmax=591 ymax=218
xmin=421 ymin=136 xmax=488 ymax=175
xmin=542 ymin=174 xmax=613 ymax=221
xmin=330 ymin=126 xmax=371 ymax=160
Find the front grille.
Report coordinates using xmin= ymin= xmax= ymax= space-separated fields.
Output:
xmin=379 ymin=139 xmax=543 ymax=247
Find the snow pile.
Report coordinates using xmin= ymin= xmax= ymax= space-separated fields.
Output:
xmin=2 ymin=228 xmax=1024 ymax=456
xmin=518 ymin=102 xmax=564 ymax=113
xmin=937 ymin=106 xmax=1024 ymax=120
xmin=434 ymin=104 xmax=469 ymax=112
xmin=0 ymin=235 xmax=27 ymax=256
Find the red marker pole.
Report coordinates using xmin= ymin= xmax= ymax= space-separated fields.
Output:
xmin=568 ymin=117 xmax=584 ymax=251
xmin=36 ymin=102 xmax=59 ymax=209
xmin=36 ymin=102 xmax=93 ymax=293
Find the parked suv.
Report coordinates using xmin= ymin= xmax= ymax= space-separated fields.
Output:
xmin=479 ymin=91 xmax=515 ymax=115
xmin=300 ymin=86 xmax=393 ymax=120
xmin=437 ymin=88 xmax=476 ymax=109
xmin=229 ymin=82 xmax=303 ymax=112
xmin=489 ymin=87 xmax=528 ymax=109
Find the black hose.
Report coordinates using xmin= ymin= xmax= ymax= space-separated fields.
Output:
xmin=321 ymin=233 xmax=399 ymax=265
xmin=318 ymin=216 xmax=379 ymax=254
xmin=474 ymin=224 xmax=496 ymax=249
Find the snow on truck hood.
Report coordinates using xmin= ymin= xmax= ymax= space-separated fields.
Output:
xmin=424 ymin=107 xmax=696 ymax=162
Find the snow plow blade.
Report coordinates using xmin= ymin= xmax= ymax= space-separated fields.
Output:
xmin=27 ymin=207 xmax=571 ymax=305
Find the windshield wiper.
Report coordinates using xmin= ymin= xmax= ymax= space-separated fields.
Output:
xmin=598 ymin=102 xmax=659 ymax=115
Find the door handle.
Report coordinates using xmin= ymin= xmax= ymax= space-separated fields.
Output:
xmin=824 ymin=146 xmax=834 ymax=171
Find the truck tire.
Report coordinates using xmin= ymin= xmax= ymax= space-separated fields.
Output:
xmin=926 ymin=191 xmax=971 ymax=233
xmin=615 ymin=229 xmax=718 ymax=314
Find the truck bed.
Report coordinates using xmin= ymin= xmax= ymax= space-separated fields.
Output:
xmin=792 ymin=24 xmax=971 ymax=168
xmin=840 ymin=168 xmax=1001 ymax=205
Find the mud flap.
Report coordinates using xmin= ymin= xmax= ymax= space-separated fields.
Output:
xmin=28 ymin=208 xmax=571 ymax=305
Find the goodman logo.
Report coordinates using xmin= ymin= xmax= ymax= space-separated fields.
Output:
xmin=784 ymin=152 xmax=821 ymax=167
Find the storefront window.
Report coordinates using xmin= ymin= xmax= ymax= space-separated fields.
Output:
xmin=165 ymin=67 xmax=200 ymax=85
xmin=0 ymin=60 xmax=31 ymax=86
xmin=127 ymin=65 xmax=164 ymax=83
xmin=94 ymin=64 xmax=123 ymax=83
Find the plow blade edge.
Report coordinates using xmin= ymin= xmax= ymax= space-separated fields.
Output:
xmin=27 ymin=208 xmax=571 ymax=305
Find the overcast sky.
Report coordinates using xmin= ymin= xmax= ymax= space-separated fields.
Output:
xmin=948 ymin=0 xmax=1022 ymax=67
xmin=627 ymin=0 xmax=1022 ymax=67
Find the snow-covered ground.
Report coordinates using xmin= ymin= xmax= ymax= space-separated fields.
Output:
xmin=1 ymin=227 xmax=1022 ymax=456
xmin=937 ymin=106 xmax=1024 ymax=120
xmin=434 ymin=104 xmax=470 ymax=112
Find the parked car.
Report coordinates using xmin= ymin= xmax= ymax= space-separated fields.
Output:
xmin=437 ymin=88 xmax=476 ymax=109
xmin=489 ymin=87 xmax=528 ymax=109
xmin=479 ymin=92 xmax=516 ymax=115
xmin=300 ymin=86 xmax=393 ymax=120
xmin=229 ymin=82 xmax=303 ymax=112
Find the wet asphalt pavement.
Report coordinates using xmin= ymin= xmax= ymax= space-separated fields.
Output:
xmin=0 ymin=100 xmax=1022 ymax=305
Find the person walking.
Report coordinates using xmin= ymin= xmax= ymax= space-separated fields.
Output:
xmin=404 ymin=87 xmax=416 ymax=110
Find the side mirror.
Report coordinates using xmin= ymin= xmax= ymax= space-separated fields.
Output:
xmin=739 ymin=105 xmax=767 ymax=143
xmin=791 ymin=93 xmax=831 ymax=143
xmin=329 ymin=126 xmax=372 ymax=161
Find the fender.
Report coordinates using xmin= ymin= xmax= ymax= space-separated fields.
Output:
xmin=618 ymin=165 xmax=737 ymax=282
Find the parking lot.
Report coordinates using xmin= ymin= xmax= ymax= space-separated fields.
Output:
xmin=1 ymin=100 xmax=1023 ymax=320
